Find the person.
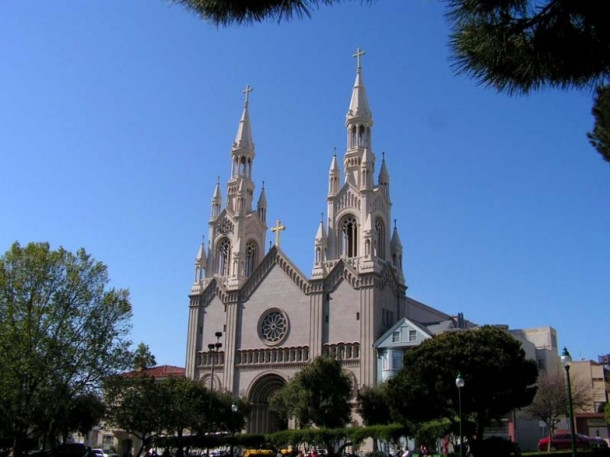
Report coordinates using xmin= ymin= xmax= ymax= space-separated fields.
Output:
xmin=441 ymin=435 xmax=449 ymax=456
xmin=401 ymin=448 xmax=411 ymax=457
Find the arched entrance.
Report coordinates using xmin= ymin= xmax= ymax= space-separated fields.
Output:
xmin=247 ymin=373 xmax=287 ymax=434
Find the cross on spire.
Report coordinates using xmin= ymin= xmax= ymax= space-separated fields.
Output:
xmin=243 ymin=85 xmax=253 ymax=106
xmin=353 ymin=48 xmax=365 ymax=71
xmin=271 ymin=219 xmax=286 ymax=247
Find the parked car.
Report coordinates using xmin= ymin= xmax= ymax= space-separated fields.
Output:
xmin=590 ymin=437 xmax=609 ymax=449
xmin=537 ymin=431 xmax=591 ymax=451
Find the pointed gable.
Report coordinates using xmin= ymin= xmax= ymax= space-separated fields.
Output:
xmin=374 ymin=317 xmax=432 ymax=349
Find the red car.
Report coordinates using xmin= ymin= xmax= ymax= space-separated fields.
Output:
xmin=538 ymin=430 xmax=591 ymax=451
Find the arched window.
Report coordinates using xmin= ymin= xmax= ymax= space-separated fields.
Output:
xmin=375 ymin=217 xmax=385 ymax=258
xmin=341 ymin=215 xmax=358 ymax=257
xmin=217 ymin=238 xmax=231 ymax=276
xmin=245 ymin=240 xmax=257 ymax=277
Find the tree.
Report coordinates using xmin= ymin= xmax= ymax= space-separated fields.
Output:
xmin=172 ymin=0 xmax=341 ymax=26
xmin=446 ymin=0 xmax=610 ymax=163
xmin=174 ymin=0 xmax=610 ymax=163
xmin=133 ymin=343 xmax=157 ymax=371
xmin=387 ymin=326 xmax=538 ymax=453
xmin=270 ymin=356 xmax=352 ymax=429
xmin=357 ymin=384 xmax=392 ymax=426
xmin=0 ymin=242 xmax=133 ymax=456
xmin=524 ymin=369 xmax=590 ymax=452
xmin=104 ymin=372 xmax=164 ymax=457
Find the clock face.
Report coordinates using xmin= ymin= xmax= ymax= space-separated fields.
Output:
xmin=258 ymin=308 xmax=289 ymax=346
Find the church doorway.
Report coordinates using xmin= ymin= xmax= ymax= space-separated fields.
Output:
xmin=247 ymin=373 xmax=287 ymax=434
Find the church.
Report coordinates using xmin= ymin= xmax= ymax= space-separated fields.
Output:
xmin=184 ymin=50 xmax=453 ymax=434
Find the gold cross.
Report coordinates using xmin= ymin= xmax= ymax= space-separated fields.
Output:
xmin=353 ymin=48 xmax=365 ymax=70
xmin=243 ymin=85 xmax=253 ymax=105
xmin=271 ymin=219 xmax=286 ymax=247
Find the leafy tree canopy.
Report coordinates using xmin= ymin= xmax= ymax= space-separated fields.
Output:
xmin=270 ymin=356 xmax=352 ymax=429
xmin=173 ymin=0 xmax=610 ymax=163
xmin=0 ymin=242 xmax=133 ymax=456
xmin=387 ymin=326 xmax=538 ymax=444
xmin=357 ymin=384 xmax=392 ymax=426
xmin=133 ymin=342 xmax=157 ymax=371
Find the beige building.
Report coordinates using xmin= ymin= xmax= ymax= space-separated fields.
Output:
xmin=571 ymin=358 xmax=610 ymax=440
xmin=184 ymin=51 xmax=452 ymax=434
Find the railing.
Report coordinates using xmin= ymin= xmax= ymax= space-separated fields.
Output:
xmin=236 ymin=346 xmax=310 ymax=366
xmin=322 ymin=342 xmax=360 ymax=360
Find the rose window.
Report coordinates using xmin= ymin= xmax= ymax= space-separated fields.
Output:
xmin=259 ymin=309 xmax=289 ymax=345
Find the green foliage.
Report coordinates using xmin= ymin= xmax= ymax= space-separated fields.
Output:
xmin=0 ymin=241 xmax=133 ymax=455
xmin=387 ymin=326 xmax=538 ymax=445
xmin=133 ymin=342 xmax=157 ymax=371
xmin=173 ymin=0 xmax=345 ymax=26
xmin=104 ymin=373 xmax=164 ymax=455
xmin=267 ymin=425 xmax=406 ymax=457
xmin=445 ymin=0 xmax=610 ymax=162
xmin=414 ymin=419 xmax=451 ymax=452
xmin=357 ymin=384 xmax=392 ymax=426
xmin=588 ymin=84 xmax=610 ymax=163
xmin=605 ymin=402 xmax=610 ymax=425
xmin=104 ymin=371 xmax=250 ymax=456
xmin=270 ymin=357 xmax=352 ymax=429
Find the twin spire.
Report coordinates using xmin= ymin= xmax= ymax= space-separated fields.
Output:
xmin=233 ymin=85 xmax=254 ymax=152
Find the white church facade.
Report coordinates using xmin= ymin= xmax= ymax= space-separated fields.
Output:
xmin=185 ymin=50 xmax=456 ymax=434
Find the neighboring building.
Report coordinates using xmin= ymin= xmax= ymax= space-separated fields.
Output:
xmin=376 ymin=322 xmax=565 ymax=452
xmin=571 ymin=358 xmax=610 ymax=440
xmin=85 ymin=365 xmax=186 ymax=457
xmin=184 ymin=50 xmax=453 ymax=434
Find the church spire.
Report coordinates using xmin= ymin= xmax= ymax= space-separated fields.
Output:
xmin=211 ymin=177 xmax=222 ymax=220
xmin=378 ymin=152 xmax=390 ymax=198
xmin=344 ymin=48 xmax=374 ymax=185
xmin=232 ymin=85 xmax=254 ymax=157
xmin=228 ymin=85 xmax=256 ymax=214
xmin=328 ymin=150 xmax=340 ymax=196
xmin=347 ymin=48 xmax=372 ymax=127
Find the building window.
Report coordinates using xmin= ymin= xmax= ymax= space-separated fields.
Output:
xmin=375 ymin=217 xmax=385 ymax=258
xmin=392 ymin=331 xmax=400 ymax=342
xmin=258 ymin=308 xmax=289 ymax=346
xmin=408 ymin=330 xmax=417 ymax=342
xmin=216 ymin=237 xmax=231 ymax=276
xmin=245 ymin=240 xmax=257 ymax=277
xmin=392 ymin=352 xmax=403 ymax=371
xmin=341 ymin=215 xmax=358 ymax=257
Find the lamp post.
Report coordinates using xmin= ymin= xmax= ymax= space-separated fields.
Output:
xmin=455 ymin=373 xmax=465 ymax=457
xmin=208 ymin=331 xmax=223 ymax=392
xmin=230 ymin=403 xmax=238 ymax=457
xmin=561 ymin=347 xmax=577 ymax=457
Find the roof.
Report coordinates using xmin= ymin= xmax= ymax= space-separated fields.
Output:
xmin=121 ymin=365 xmax=185 ymax=379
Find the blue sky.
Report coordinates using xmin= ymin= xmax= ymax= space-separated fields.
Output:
xmin=1 ymin=1 xmax=608 ymax=368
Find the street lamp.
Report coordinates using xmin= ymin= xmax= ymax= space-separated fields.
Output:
xmin=456 ymin=373 xmax=465 ymax=457
xmin=561 ymin=347 xmax=576 ymax=457
xmin=230 ymin=403 xmax=238 ymax=457
xmin=208 ymin=331 xmax=223 ymax=392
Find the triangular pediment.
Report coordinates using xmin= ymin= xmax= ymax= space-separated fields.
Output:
xmin=240 ymin=246 xmax=311 ymax=300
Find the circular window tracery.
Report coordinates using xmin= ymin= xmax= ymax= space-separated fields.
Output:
xmin=258 ymin=309 xmax=289 ymax=346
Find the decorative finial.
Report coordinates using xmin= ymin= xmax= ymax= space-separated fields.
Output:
xmin=394 ymin=219 xmax=397 ymax=230
xmin=382 ymin=151 xmax=385 ymax=162
xmin=243 ymin=85 xmax=253 ymax=106
xmin=320 ymin=212 xmax=324 ymax=222
xmin=353 ymin=48 xmax=365 ymax=72
xmin=262 ymin=180 xmax=265 ymax=190
xmin=333 ymin=146 xmax=337 ymax=157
